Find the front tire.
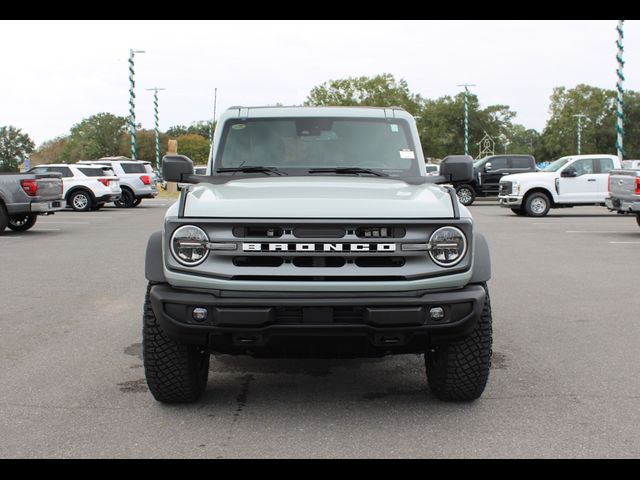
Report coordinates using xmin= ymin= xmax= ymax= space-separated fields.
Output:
xmin=425 ymin=284 xmax=492 ymax=401
xmin=510 ymin=208 xmax=527 ymax=216
xmin=69 ymin=190 xmax=92 ymax=212
xmin=455 ymin=185 xmax=476 ymax=206
xmin=636 ymin=215 xmax=640 ymax=228
xmin=142 ymin=284 xmax=210 ymax=403
xmin=8 ymin=214 xmax=38 ymax=231
xmin=524 ymin=192 xmax=551 ymax=217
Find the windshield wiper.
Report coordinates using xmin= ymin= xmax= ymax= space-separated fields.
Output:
xmin=216 ymin=166 xmax=286 ymax=176
xmin=307 ymin=167 xmax=389 ymax=177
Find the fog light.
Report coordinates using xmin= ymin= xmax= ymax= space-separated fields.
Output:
xmin=192 ymin=307 xmax=208 ymax=322
xmin=429 ymin=307 xmax=445 ymax=321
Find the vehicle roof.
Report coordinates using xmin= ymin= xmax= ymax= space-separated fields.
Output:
xmin=219 ymin=105 xmax=413 ymax=121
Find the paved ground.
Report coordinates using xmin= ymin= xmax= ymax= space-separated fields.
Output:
xmin=1 ymin=198 xmax=639 ymax=458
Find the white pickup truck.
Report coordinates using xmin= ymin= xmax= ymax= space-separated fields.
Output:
xmin=498 ymin=154 xmax=621 ymax=217
xmin=605 ymin=160 xmax=640 ymax=228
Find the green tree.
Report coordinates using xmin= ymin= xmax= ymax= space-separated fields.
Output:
xmin=62 ymin=113 xmax=127 ymax=162
xmin=30 ymin=136 xmax=69 ymax=166
xmin=167 ymin=120 xmax=216 ymax=140
xmin=0 ymin=126 xmax=35 ymax=172
xmin=419 ymin=93 xmax=517 ymax=158
xmin=117 ymin=129 xmax=169 ymax=167
xmin=536 ymin=84 xmax=625 ymax=161
xmin=175 ymin=134 xmax=210 ymax=164
xmin=305 ymin=73 xmax=423 ymax=115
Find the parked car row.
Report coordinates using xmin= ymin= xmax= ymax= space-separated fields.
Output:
xmin=445 ymin=153 xmax=632 ymax=220
xmin=28 ymin=157 xmax=159 ymax=212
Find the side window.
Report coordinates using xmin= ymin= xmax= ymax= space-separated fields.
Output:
xmin=52 ymin=166 xmax=74 ymax=177
xmin=597 ymin=158 xmax=615 ymax=174
xmin=489 ymin=157 xmax=509 ymax=170
xmin=570 ymin=159 xmax=594 ymax=176
xmin=510 ymin=157 xmax=531 ymax=169
xmin=29 ymin=167 xmax=47 ymax=174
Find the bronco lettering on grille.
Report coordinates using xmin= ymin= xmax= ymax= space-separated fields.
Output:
xmin=242 ymin=243 xmax=396 ymax=252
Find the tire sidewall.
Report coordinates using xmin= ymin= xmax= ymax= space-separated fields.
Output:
xmin=69 ymin=190 xmax=92 ymax=212
xmin=0 ymin=203 xmax=8 ymax=232
xmin=7 ymin=214 xmax=37 ymax=231
xmin=115 ymin=188 xmax=134 ymax=208
xmin=525 ymin=192 xmax=551 ymax=217
xmin=456 ymin=185 xmax=476 ymax=206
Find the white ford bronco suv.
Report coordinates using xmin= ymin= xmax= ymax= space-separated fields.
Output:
xmin=143 ymin=106 xmax=493 ymax=403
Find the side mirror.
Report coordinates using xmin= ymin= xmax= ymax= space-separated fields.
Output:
xmin=484 ymin=162 xmax=493 ymax=172
xmin=561 ymin=167 xmax=577 ymax=178
xmin=440 ymin=155 xmax=474 ymax=183
xmin=162 ymin=155 xmax=194 ymax=182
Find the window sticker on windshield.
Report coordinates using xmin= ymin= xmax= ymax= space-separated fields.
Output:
xmin=390 ymin=124 xmax=399 ymax=133
xmin=399 ymin=149 xmax=415 ymax=159
xmin=231 ymin=124 xmax=246 ymax=130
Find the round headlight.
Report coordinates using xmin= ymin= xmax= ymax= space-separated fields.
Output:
xmin=428 ymin=226 xmax=467 ymax=267
xmin=170 ymin=225 xmax=209 ymax=266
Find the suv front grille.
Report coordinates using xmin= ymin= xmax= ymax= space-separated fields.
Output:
xmin=167 ymin=220 xmax=473 ymax=281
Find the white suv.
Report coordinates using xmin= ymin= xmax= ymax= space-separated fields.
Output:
xmin=28 ymin=163 xmax=121 ymax=212
xmin=79 ymin=157 xmax=158 ymax=208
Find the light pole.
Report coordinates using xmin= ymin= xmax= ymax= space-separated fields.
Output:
xmin=572 ymin=114 xmax=588 ymax=154
xmin=615 ymin=20 xmax=625 ymax=162
xmin=128 ymin=49 xmax=145 ymax=160
xmin=146 ymin=87 xmax=166 ymax=170
xmin=457 ymin=83 xmax=476 ymax=155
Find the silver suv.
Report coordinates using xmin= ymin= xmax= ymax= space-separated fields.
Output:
xmin=79 ymin=157 xmax=158 ymax=208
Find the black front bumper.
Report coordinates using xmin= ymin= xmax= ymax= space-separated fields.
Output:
xmin=149 ymin=284 xmax=487 ymax=357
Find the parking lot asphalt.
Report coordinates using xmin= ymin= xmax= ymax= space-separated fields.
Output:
xmin=1 ymin=198 xmax=639 ymax=458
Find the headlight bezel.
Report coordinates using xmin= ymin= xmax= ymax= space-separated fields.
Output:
xmin=427 ymin=226 xmax=468 ymax=267
xmin=170 ymin=225 xmax=210 ymax=267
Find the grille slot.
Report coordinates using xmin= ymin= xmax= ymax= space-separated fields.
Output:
xmin=293 ymin=227 xmax=346 ymax=238
xmin=230 ymin=275 xmax=406 ymax=281
xmin=355 ymin=257 xmax=405 ymax=268
xmin=499 ymin=182 xmax=512 ymax=195
xmin=293 ymin=257 xmax=346 ymax=268
xmin=233 ymin=256 xmax=284 ymax=267
xmin=233 ymin=226 xmax=283 ymax=238
xmin=356 ymin=227 xmax=406 ymax=238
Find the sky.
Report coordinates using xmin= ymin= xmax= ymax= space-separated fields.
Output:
xmin=1 ymin=20 xmax=638 ymax=147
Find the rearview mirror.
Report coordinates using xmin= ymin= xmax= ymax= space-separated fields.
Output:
xmin=484 ymin=162 xmax=493 ymax=171
xmin=561 ymin=167 xmax=577 ymax=178
xmin=162 ymin=155 xmax=194 ymax=182
xmin=440 ymin=155 xmax=474 ymax=183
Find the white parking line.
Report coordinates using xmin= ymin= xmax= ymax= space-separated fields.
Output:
xmin=32 ymin=228 xmax=61 ymax=231
xmin=37 ymin=221 xmax=90 ymax=225
xmin=54 ymin=216 xmax=112 ymax=219
xmin=610 ymin=241 xmax=640 ymax=244
xmin=566 ymin=230 xmax=638 ymax=233
xmin=0 ymin=236 xmax=22 ymax=239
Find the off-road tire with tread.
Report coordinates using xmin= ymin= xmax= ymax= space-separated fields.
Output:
xmin=142 ymin=283 xmax=210 ymax=403
xmin=8 ymin=214 xmax=38 ymax=231
xmin=132 ymin=198 xmax=142 ymax=207
xmin=425 ymin=283 xmax=492 ymax=401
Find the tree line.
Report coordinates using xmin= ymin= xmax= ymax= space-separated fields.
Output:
xmin=2 ymin=73 xmax=639 ymax=171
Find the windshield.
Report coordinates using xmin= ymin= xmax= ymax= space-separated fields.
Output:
xmin=473 ymin=157 xmax=487 ymax=168
xmin=214 ymin=117 xmax=419 ymax=177
xmin=542 ymin=157 xmax=572 ymax=172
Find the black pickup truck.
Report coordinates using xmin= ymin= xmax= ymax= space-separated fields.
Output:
xmin=453 ymin=154 xmax=536 ymax=206
xmin=0 ymin=172 xmax=65 ymax=233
